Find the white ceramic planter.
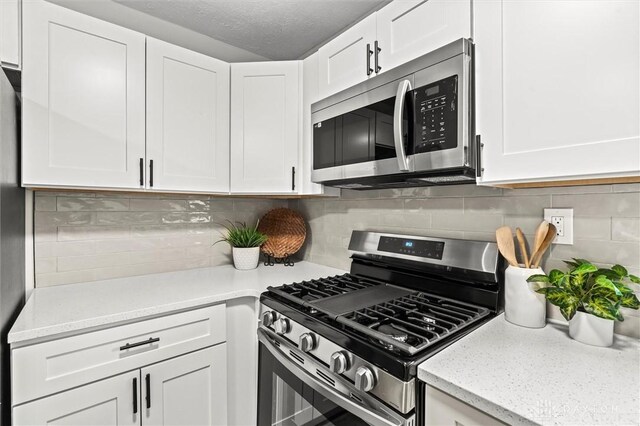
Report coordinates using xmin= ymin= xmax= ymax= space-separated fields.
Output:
xmin=504 ymin=265 xmax=547 ymax=328
xmin=569 ymin=311 xmax=614 ymax=347
xmin=232 ymin=247 xmax=260 ymax=270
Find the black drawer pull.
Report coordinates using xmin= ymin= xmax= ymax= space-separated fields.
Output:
xmin=132 ymin=377 xmax=138 ymax=414
xmin=120 ymin=337 xmax=160 ymax=351
xmin=145 ymin=373 xmax=151 ymax=409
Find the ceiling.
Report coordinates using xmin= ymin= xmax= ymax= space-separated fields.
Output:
xmin=114 ymin=0 xmax=388 ymax=60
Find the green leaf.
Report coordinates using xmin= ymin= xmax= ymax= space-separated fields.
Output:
xmin=593 ymin=275 xmax=622 ymax=297
xmin=583 ymin=297 xmax=619 ymax=321
xmin=629 ymin=275 xmax=640 ymax=284
xmin=571 ymin=262 xmax=598 ymax=275
xmin=620 ymin=292 xmax=640 ymax=310
xmin=526 ymin=274 xmax=549 ymax=283
xmin=563 ymin=259 xmax=579 ymax=268
xmin=548 ymin=269 xmax=566 ymax=285
xmin=611 ymin=264 xmax=628 ymax=278
xmin=541 ymin=287 xmax=580 ymax=321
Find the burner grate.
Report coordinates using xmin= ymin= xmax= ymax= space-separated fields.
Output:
xmin=267 ymin=274 xmax=379 ymax=307
xmin=337 ymin=292 xmax=490 ymax=355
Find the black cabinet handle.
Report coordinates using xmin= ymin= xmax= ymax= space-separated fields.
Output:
xmin=374 ymin=40 xmax=382 ymax=73
xmin=133 ymin=377 xmax=138 ymax=414
xmin=366 ymin=43 xmax=373 ymax=76
xmin=291 ymin=166 xmax=296 ymax=191
xmin=475 ymin=135 xmax=483 ymax=178
xmin=145 ymin=373 xmax=151 ymax=409
xmin=139 ymin=158 xmax=144 ymax=186
xmin=149 ymin=159 xmax=154 ymax=187
xmin=119 ymin=337 xmax=160 ymax=351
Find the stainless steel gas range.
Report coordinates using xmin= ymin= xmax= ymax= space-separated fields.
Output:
xmin=257 ymin=231 xmax=504 ymax=426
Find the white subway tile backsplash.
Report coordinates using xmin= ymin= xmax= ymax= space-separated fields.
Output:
xmin=34 ymin=191 xmax=286 ymax=287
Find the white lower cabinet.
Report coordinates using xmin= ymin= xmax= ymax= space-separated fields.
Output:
xmin=142 ymin=345 xmax=227 ymax=426
xmin=13 ymin=370 xmax=140 ymax=426
xmin=11 ymin=305 xmax=227 ymax=426
xmin=425 ymin=385 xmax=506 ymax=426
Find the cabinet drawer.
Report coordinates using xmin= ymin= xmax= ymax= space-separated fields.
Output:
xmin=12 ymin=304 xmax=225 ymax=405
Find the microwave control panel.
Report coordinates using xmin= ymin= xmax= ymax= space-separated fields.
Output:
xmin=413 ymin=75 xmax=458 ymax=153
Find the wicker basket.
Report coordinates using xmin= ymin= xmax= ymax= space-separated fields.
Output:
xmin=257 ymin=208 xmax=306 ymax=259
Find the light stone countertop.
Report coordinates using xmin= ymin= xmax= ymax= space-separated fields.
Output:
xmin=418 ymin=314 xmax=640 ymax=426
xmin=9 ymin=261 xmax=345 ymax=344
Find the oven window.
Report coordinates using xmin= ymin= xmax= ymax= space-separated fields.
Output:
xmin=258 ymin=344 xmax=372 ymax=426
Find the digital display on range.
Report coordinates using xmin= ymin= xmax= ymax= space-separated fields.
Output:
xmin=378 ymin=236 xmax=445 ymax=260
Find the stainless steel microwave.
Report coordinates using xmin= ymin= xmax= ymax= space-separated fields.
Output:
xmin=311 ymin=38 xmax=477 ymax=189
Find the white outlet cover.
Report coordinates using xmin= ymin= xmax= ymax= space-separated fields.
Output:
xmin=544 ymin=208 xmax=573 ymax=245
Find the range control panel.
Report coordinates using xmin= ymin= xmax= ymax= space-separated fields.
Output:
xmin=413 ymin=74 xmax=458 ymax=153
xmin=377 ymin=236 xmax=445 ymax=260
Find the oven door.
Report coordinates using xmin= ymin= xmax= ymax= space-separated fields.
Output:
xmin=257 ymin=330 xmax=412 ymax=426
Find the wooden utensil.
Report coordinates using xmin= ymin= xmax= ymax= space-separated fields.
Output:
xmin=515 ymin=228 xmax=530 ymax=268
xmin=496 ymin=226 xmax=519 ymax=267
xmin=533 ymin=221 xmax=549 ymax=256
xmin=530 ymin=223 xmax=557 ymax=268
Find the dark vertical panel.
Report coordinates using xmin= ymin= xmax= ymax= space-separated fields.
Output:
xmin=341 ymin=110 xmax=375 ymax=165
xmin=0 ymin=69 xmax=25 ymax=426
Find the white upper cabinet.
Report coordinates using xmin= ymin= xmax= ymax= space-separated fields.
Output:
xmin=22 ymin=0 xmax=146 ymax=189
xmin=0 ymin=0 xmax=21 ymax=70
xmin=318 ymin=14 xmax=377 ymax=99
xmin=230 ymin=61 xmax=300 ymax=194
xmin=317 ymin=1 xmax=472 ymax=100
xmin=146 ymin=38 xmax=230 ymax=193
xmin=475 ymin=0 xmax=640 ymax=185
xmin=376 ymin=0 xmax=471 ymax=73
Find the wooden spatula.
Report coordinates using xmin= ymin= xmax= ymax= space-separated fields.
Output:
xmin=515 ymin=228 xmax=530 ymax=268
xmin=530 ymin=223 xmax=557 ymax=268
xmin=496 ymin=226 xmax=519 ymax=267
xmin=533 ymin=221 xmax=549 ymax=256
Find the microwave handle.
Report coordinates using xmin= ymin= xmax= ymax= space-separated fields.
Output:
xmin=393 ymin=80 xmax=412 ymax=172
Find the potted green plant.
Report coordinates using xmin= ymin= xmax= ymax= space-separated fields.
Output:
xmin=527 ymin=259 xmax=640 ymax=347
xmin=216 ymin=221 xmax=268 ymax=270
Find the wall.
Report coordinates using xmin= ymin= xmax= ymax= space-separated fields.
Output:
xmin=291 ymin=183 xmax=640 ymax=338
xmin=34 ymin=191 xmax=285 ymax=287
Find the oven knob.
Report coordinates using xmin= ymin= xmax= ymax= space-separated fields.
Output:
xmin=329 ymin=352 xmax=349 ymax=374
xmin=354 ymin=367 xmax=376 ymax=392
xmin=299 ymin=333 xmax=316 ymax=352
xmin=261 ymin=311 xmax=277 ymax=327
xmin=274 ymin=318 xmax=291 ymax=335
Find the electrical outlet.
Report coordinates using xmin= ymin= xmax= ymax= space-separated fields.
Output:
xmin=544 ymin=208 xmax=573 ymax=245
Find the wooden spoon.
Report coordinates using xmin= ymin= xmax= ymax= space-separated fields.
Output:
xmin=533 ymin=221 xmax=549 ymax=256
xmin=496 ymin=226 xmax=519 ymax=267
xmin=530 ymin=223 xmax=557 ymax=268
xmin=515 ymin=228 xmax=530 ymax=268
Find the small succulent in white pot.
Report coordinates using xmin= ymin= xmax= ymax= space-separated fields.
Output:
xmin=216 ymin=221 xmax=268 ymax=270
xmin=527 ymin=259 xmax=640 ymax=346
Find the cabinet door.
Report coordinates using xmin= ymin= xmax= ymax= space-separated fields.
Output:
xmin=476 ymin=0 xmax=640 ymax=185
xmin=230 ymin=61 xmax=299 ymax=194
xmin=425 ymin=385 xmax=506 ymax=426
xmin=0 ymin=0 xmax=21 ymax=69
xmin=376 ymin=0 xmax=471 ymax=73
xmin=146 ymin=38 xmax=230 ymax=193
xmin=13 ymin=370 xmax=140 ymax=426
xmin=22 ymin=0 xmax=146 ymax=189
xmin=141 ymin=345 xmax=227 ymax=426
xmin=318 ymin=14 xmax=376 ymax=99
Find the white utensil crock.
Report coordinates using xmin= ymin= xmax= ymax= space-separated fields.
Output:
xmin=569 ymin=311 xmax=614 ymax=347
xmin=232 ymin=247 xmax=260 ymax=270
xmin=505 ymin=265 xmax=546 ymax=328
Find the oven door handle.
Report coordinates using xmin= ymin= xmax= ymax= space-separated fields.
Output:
xmin=393 ymin=79 xmax=412 ymax=172
xmin=258 ymin=329 xmax=407 ymax=426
